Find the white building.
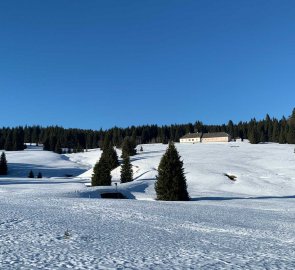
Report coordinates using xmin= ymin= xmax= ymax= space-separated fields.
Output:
xmin=179 ymin=133 xmax=202 ymax=143
xmin=180 ymin=132 xmax=230 ymax=143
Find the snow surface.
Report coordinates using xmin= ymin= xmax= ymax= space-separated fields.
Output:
xmin=0 ymin=141 xmax=295 ymax=269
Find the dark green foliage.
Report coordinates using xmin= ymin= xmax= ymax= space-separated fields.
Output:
xmin=248 ymin=121 xmax=260 ymax=144
xmin=1 ymin=109 xmax=295 ymax=150
xmin=120 ymin=155 xmax=133 ymax=183
xmin=102 ymin=132 xmax=111 ymax=151
xmin=37 ymin=172 xmax=42 ymax=178
xmin=55 ymin=140 xmax=62 ymax=154
xmin=28 ymin=170 xmax=34 ymax=178
xmin=91 ymin=156 xmax=112 ymax=186
xmin=101 ymin=145 xmax=119 ymax=171
xmin=0 ymin=152 xmax=8 ymax=175
xmin=121 ymin=137 xmax=136 ymax=158
xmin=287 ymin=109 xmax=295 ymax=144
xmin=155 ymin=142 xmax=189 ymax=201
xmin=140 ymin=146 xmax=143 ymax=152
xmin=227 ymin=120 xmax=235 ymax=138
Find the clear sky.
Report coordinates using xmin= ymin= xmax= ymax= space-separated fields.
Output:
xmin=0 ymin=0 xmax=294 ymax=129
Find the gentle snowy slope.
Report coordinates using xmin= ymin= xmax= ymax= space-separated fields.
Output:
xmin=0 ymin=142 xmax=295 ymax=269
xmin=0 ymin=178 xmax=294 ymax=269
xmin=67 ymin=141 xmax=295 ymax=199
xmin=4 ymin=145 xmax=88 ymax=178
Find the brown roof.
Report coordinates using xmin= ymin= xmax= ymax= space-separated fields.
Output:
xmin=202 ymin=132 xmax=229 ymax=138
xmin=180 ymin=132 xmax=229 ymax=139
xmin=180 ymin=133 xmax=202 ymax=139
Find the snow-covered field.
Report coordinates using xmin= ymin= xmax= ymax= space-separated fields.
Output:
xmin=0 ymin=142 xmax=294 ymax=269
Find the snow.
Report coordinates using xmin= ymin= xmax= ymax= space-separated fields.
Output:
xmin=0 ymin=141 xmax=295 ymax=269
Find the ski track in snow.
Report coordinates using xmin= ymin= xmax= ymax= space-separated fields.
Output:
xmin=0 ymin=142 xmax=295 ymax=269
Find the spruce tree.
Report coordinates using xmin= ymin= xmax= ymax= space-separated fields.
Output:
xmin=91 ymin=155 xmax=112 ymax=186
xmin=121 ymin=137 xmax=136 ymax=158
xmin=102 ymin=133 xmax=111 ymax=151
xmin=55 ymin=140 xmax=62 ymax=154
xmin=287 ymin=108 xmax=295 ymax=144
xmin=120 ymin=155 xmax=133 ymax=183
xmin=101 ymin=145 xmax=119 ymax=170
xmin=279 ymin=129 xmax=287 ymax=144
xmin=28 ymin=170 xmax=34 ymax=178
xmin=155 ymin=142 xmax=189 ymax=201
xmin=0 ymin=152 xmax=8 ymax=175
xmin=37 ymin=172 xmax=42 ymax=178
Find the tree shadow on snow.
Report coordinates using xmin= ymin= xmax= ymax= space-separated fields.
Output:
xmin=2 ymin=163 xmax=87 ymax=178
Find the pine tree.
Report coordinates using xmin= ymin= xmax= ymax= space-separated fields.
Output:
xmin=37 ymin=172 xmax=42 ymax=178
xmin=279 ymin=129 xmax=287 ymax=144
xmin=248 ymin=121 xmax=260 ymax=144
xmin=287 ymin=108 xmax=295 ymax=144
xmin=272 ymin=120 xmax=280 ymax=142
xmin=102 ymin=133 xmax=111 ymax=151
xmin=0 ymin=152 xmax=8 ymax=175
xmin=28 ymin=170 xmax=34 ymax=178
xmin=55 ymin=140 xmax=62 ymax=154
xmin=91 ymin=155 xmax=112 ymax=186
xmin=120 ymin=155 xmax=133 ymax=183
xmin=4 ymin=131 xmax=13 ymax=151
xmin=155 ymin=142 xmax=189 ymax=201
xmin=121 ymin=137 xmax=136 ymax=158
xmin=101 ymin=145 xmax=119 ymax=170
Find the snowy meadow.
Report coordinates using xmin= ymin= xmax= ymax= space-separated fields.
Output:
xmin=0 ymin=142 xmax=294 ymax=269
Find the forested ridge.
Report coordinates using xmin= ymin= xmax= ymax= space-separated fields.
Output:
xmin=1 ymin=109 xmax=295 ymax=153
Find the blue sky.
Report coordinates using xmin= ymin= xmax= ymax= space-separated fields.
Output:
xmin=0 ymin=0 xmax=294 ymax=129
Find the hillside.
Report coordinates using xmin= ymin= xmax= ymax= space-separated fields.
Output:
xmin=0 ymin=142 xmax=294 ymax=269
xmin=65 ymin=141 xmax=295 ymax=200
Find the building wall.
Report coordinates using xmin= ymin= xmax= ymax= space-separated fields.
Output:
xmin=180 ymin=138 xmax=201 ymax=143
xmin=201 ymin=136 xmax=229 ymax=143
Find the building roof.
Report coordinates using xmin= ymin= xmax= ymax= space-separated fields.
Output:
xmin=180 ymin=133 xmax=202 ymax=139
xmin=202 ymin=132 xmax=229 ymax=138
xmin=180 ymin=132 xmax=229 ymax=139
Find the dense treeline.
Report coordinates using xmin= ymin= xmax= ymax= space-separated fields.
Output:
xmin=0 ymin=109 xmax=295 ymax=152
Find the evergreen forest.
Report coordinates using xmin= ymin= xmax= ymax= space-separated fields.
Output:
xmin=0 ymin=109 xmax=295 ymax=152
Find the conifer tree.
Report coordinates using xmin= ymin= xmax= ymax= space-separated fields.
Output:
xmin=120 ymin=155 xmax=133 ymax=183
xmin=101 ymin=145 xmax=119 ymax=170
xmin=272 ymin=120 xmax=280 ymax=142
xmin=4 ymin=131 xmax=13 ymax=151
xmin=0 ymin=152 xmax=8 ymax=175
xmin=28 ymin=170 xmax=34 ymax=178
xmin=102 ymin=133 xmax=111 ymax=151
xmin=287 ymin=108 xmax=295 ymax=144
xmin=37 ymin=172 xmax=42 ymax=178
xmin=155 ymin=142 xmax=189 ymax=201
xmin=55 ymin=140 xmax=62 ymax=154
xmin=121 ymin=137 xmax=136 ymax=158
xmin=248 ymin=125 xmax=260 ymax=144
xmin=91 ymin=155 xmax=112 ymax=186
xmin=279 ymin=129 xmax=287 ymax=144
